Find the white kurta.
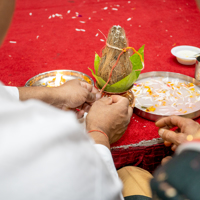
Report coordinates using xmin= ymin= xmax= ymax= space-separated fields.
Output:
xmin=0 ymin=84 xmax=123 ymax=200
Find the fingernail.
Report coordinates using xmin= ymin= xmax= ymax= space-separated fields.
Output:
xmin=96 ymin=93 xmax=101 ymax=100
xmin=159 ymin=129 xmax=164 ymax=137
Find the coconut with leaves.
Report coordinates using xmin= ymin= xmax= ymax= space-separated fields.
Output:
xmin=89 ymin=25 xmax=144 ymax=93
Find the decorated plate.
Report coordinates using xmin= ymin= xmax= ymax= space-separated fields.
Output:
xmin=132 ymin=71 xmax=200 ymax=121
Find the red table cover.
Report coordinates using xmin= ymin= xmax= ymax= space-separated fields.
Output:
xmin=0 ymin=0 xmax=200 ymax=172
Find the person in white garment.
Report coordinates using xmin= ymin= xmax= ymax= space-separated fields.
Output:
xmin=0 ymin=0 xmax=132 ymax=200
xmin=1 ymin=81 xmax=132 ymax=200
xmin=2 ymin=1 xmax=200 ymax=200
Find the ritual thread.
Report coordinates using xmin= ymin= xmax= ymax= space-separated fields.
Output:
xmin=100 ymin=45 xmax=144 ymax=93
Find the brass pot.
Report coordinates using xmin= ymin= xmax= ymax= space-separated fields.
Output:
xmin=95 ymin=82 xmax=135 ymax=108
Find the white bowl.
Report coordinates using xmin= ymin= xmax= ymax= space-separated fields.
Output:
xmin=171 ymin=45 xmax=200 ymax=65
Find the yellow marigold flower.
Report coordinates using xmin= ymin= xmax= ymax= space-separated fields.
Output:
xmin=146 ymin=106 xmax=156 ymax=112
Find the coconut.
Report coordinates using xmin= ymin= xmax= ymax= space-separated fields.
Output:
xmin=97 ymin=25 xmax=133 ymax=85
xmin=89 ymin=26 xmax=144 ymax=93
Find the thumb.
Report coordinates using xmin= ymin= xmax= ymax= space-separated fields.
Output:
xmin=86 ymin=92 xmax=97 ymax=103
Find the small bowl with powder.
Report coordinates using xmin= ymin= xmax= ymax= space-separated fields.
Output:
xmin=171 ymin=45 xmax=200 ymax=65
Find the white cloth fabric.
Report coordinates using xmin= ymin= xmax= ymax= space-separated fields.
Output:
xmin=176 ymin=141 xmax=200 ymax=155
xmin=1 ymin=85 xmax=19 ymax=100
xmin=0 ymin=84 xmax=123 ymax=200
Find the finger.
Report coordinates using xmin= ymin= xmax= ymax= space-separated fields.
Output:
xmin=80 ymin=81 xmax=93 ymax=92
xmin=171 ymin=144 xmax=177 ymax=151
xmin=98 ymin=97 xmax=113 ymax=105
xmin=111 ymin=95 xmax=129 ymax=107
xmin=86 ymin=92 xmax=97 ymax=103
xmin=161 ymin=156 xmax=172 ymax=166
xmin=80 ymin=81 xmax=100 ymax=95
xmin=77 ymin=110 xmax=85 ymax=119
xmin=91 ymin=85 xmax=100 ymax=94
xmin=95 ymin=92 xmax=102 ymax=100
xmin=174 ymin=128 xmax=181 ymax=133
xmin=159 ymin=128 xmax=187 ymax=146
xmin=155 ymin=116 xmax=175 ymax=128
xmin=61 ymin=106 xmax=73 ymax=111
xmin=155 ymin=115 xmax=186 ymax=129
xmin=159 ymin=125 xmax=171 ymax=130
xmin=158 ymin=128 xmax=176 ymax=143
xmin=164 ymin=141 xmax=172 ymax=147
xmin=80 ymin=81 xmax=101 ymax=100
xmin=81 ymin=103 xmax=91 ymax=113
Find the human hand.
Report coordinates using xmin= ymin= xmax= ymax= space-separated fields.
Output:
xmin=86 ymin=95 xmax=133 ymax=145
xmin=156 ymin=116 xmax=200 ymax=151
xmin=53 ymin=79 xmax=101 ymax=118
xmin=18 ymin=79 xmax=101 ymax=119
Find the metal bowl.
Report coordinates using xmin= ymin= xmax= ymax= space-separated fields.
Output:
xmin=134 ymin=71 xmax=200 ymax=121
xmin=171 ymin=45 xmax=200 ymax=65
xmin=25 ymin=70 xmax=94 ymax=87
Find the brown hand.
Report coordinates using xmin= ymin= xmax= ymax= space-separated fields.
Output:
xmin=156 ymin=116 xmax=200 ymax=151
xmin=86 ymin=95 xmax=133 ymax=146
xmin=18 ymin=79 xmax=101 ymax=119
xmin=54 ymin=79 xmax=101 ymax=109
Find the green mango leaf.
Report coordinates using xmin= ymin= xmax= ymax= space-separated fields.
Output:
xmin=104 ymin=69 xmax=138 ymax=92
xmin=89 ymin=67 xmax=138 ymax=92
xmin=94 ymin=53 xmax=101 ymax=75
xmin=88 ymin=67 xmax=107 ymax=88
xmin=129 ymin=45 xmax=145 ymax=78
xmin=90 ymin=45 xmax=145 ymax=93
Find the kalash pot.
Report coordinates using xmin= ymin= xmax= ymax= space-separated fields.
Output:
xmin=95 ymin=82 xmax=135 ymax=108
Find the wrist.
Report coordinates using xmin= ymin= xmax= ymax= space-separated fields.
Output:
xmin=88 ymin=130 xmax=110 ymax=150
xmin=18 ymin=87 xmax=56 ymax=104
xmin=52 ymin=86 xmax=71 ymax=108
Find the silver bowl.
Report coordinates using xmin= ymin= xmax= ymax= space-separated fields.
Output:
xmin=25 ymin=70 xmax=94 ymax=87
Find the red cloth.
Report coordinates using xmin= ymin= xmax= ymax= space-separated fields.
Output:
xmin=112 ymin=144 xmax=173 ymax=173
xmin=0 ymin=0 xmax=200 ymax=170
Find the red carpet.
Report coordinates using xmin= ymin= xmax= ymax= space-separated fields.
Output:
xmin=1 ymin=0 xmax=200 ymax=170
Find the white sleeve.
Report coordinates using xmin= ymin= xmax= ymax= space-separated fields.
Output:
xmin=0 ymin=86 xmax=19 ymax=100
xmin=94 ymin=144 xmax=124 ymax=200
xmin=176 ymin=141 xmax=200 ymax=155
xmin=0 ymin=86 xmax=123 ymax=200
xmin=94 ymin=144 xmax=120 ymax=178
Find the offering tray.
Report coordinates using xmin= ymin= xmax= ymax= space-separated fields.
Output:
xmin=132 ymin=71 xmax=200 ymax=121
xmin=25 ymin=70 xmax=94 ymax=87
